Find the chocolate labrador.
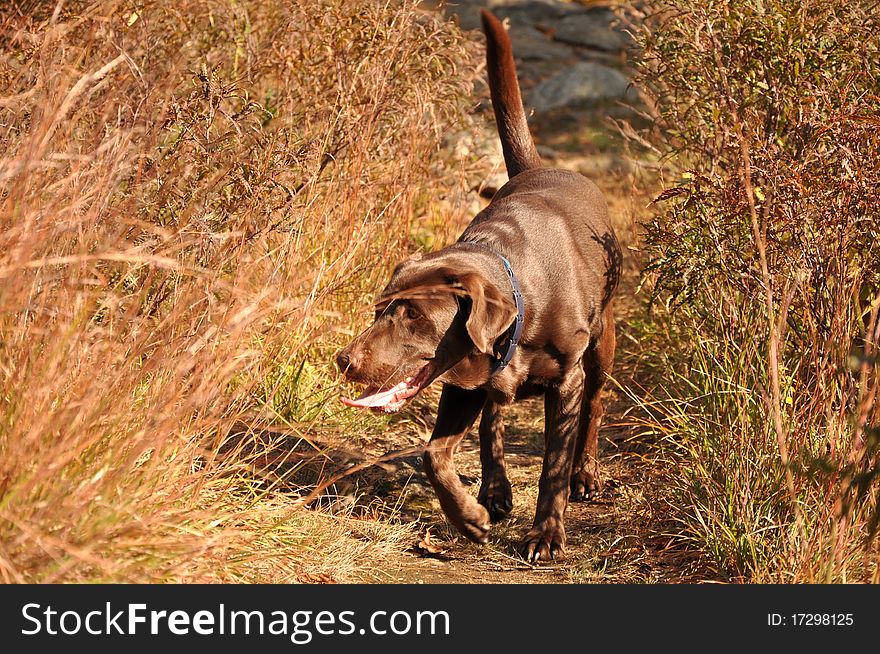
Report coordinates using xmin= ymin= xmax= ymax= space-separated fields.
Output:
xmin=336 ymin=9 xmax=620 ymax=561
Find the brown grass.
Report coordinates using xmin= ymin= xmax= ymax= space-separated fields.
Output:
xmin=0 ymin=0 xmax=481 ymax=582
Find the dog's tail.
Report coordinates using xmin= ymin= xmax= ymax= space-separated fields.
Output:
xmin=481 ymin=9 xmax=542 ymax=178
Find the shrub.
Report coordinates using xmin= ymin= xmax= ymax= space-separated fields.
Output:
xmin=630 ymin=0 xmax=880 ymax=581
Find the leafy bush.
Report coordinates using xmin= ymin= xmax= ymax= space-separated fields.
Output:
xmin=631 ymin=0 xmax=880 ymax=580
xmin=0 ymin=0 xmax=478 ymax=582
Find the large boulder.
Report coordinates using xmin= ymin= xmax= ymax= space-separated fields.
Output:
xmin=529 ymin=61 xmax=635 ymax=112
xmin=439 ymin=0 xmax=579 ymax=31
xmin=508 ymin=25 xmax=574 ymax=61
xmin=493 ymin=0 xmax=582 ymax=25
xmin=548 ymin=9 xmax=631 ymax=52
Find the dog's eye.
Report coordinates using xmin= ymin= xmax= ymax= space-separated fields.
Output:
xmin=406 ymin=305 xmax=420 ymax=321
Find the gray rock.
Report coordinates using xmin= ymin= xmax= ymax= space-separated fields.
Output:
xmin=494 ymin=0 xmax=581 ymax=25
xmin=550 ymin=10 xmax=630 ymax=52
xmin=440 ymin=0 xmax=485 ymax=31
xmin=508 ymin=25 xmax=574 ymax=61
xmin=529 ymin=62 xmax=635 ymax=112
xmin=440 ymin=0 xmax=580 ymax=31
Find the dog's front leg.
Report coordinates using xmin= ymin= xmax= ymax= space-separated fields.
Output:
xmin=477 ymin=399 xmax=513 ymax=522
xmin=521 ymin=366 xmax=584 ymax=561
xmin=424 ymin=384 xmax=491 ymax=544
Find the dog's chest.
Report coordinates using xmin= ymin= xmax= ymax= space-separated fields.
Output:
xmin=484 ymin=344 xmax=577 ymax=403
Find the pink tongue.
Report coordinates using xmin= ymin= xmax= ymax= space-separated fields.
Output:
xmin=341 ymin=380 xmax=411 ymax=410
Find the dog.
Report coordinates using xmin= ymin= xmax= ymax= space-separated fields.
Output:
xmin=336 ymin=9 xmax=620 ymax=562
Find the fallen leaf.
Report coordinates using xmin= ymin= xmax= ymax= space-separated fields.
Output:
xmin=414 ymin=528 xmax=446 ymax=556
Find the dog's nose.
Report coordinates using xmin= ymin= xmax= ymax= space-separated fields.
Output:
xmin=336 ymin=351 xmax=352 ymax=373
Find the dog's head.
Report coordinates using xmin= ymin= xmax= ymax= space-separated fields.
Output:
xmin=336 ymin=250 xmax=516 ymax=412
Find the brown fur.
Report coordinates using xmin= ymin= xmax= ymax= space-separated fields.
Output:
xmin=337 ymin=9 xmax=621 ymax=561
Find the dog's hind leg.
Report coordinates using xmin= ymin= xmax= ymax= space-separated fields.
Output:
xmin=477 ymin=399 xmax=513 ymax=522
xmin=424 ymin=384 xmax=492 ymax=543
xmin=570 ymin=306 xmax=616 ymax=501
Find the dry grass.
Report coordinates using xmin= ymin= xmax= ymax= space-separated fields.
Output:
xmin=0 ymin=0 xmax=482 ymax=582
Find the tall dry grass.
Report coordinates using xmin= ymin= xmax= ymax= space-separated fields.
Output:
xmin=628 ymin=0 xmax=880 ymax=581
xmin=0 ymin=0 xmax=480 ymax=582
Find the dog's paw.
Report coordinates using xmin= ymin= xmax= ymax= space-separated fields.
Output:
xmin=448 ymin=497 xmax=492 ymax=544
xmin=520 ymin=524 xmax=565 ymax=562
xmin=569 ymin=466 xmax=602 ymax=502
xmin=477 ymin=471 xmax=513 ymax=522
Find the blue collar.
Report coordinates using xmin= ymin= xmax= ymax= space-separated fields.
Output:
xmin=463 ymin=242 xmax=525 ymax=374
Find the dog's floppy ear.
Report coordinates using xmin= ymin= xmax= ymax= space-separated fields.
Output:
xmin=457 ymin=272 xmax=517 ymax=355
xmin=384 ymin=262 xmax=516 ymax=355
